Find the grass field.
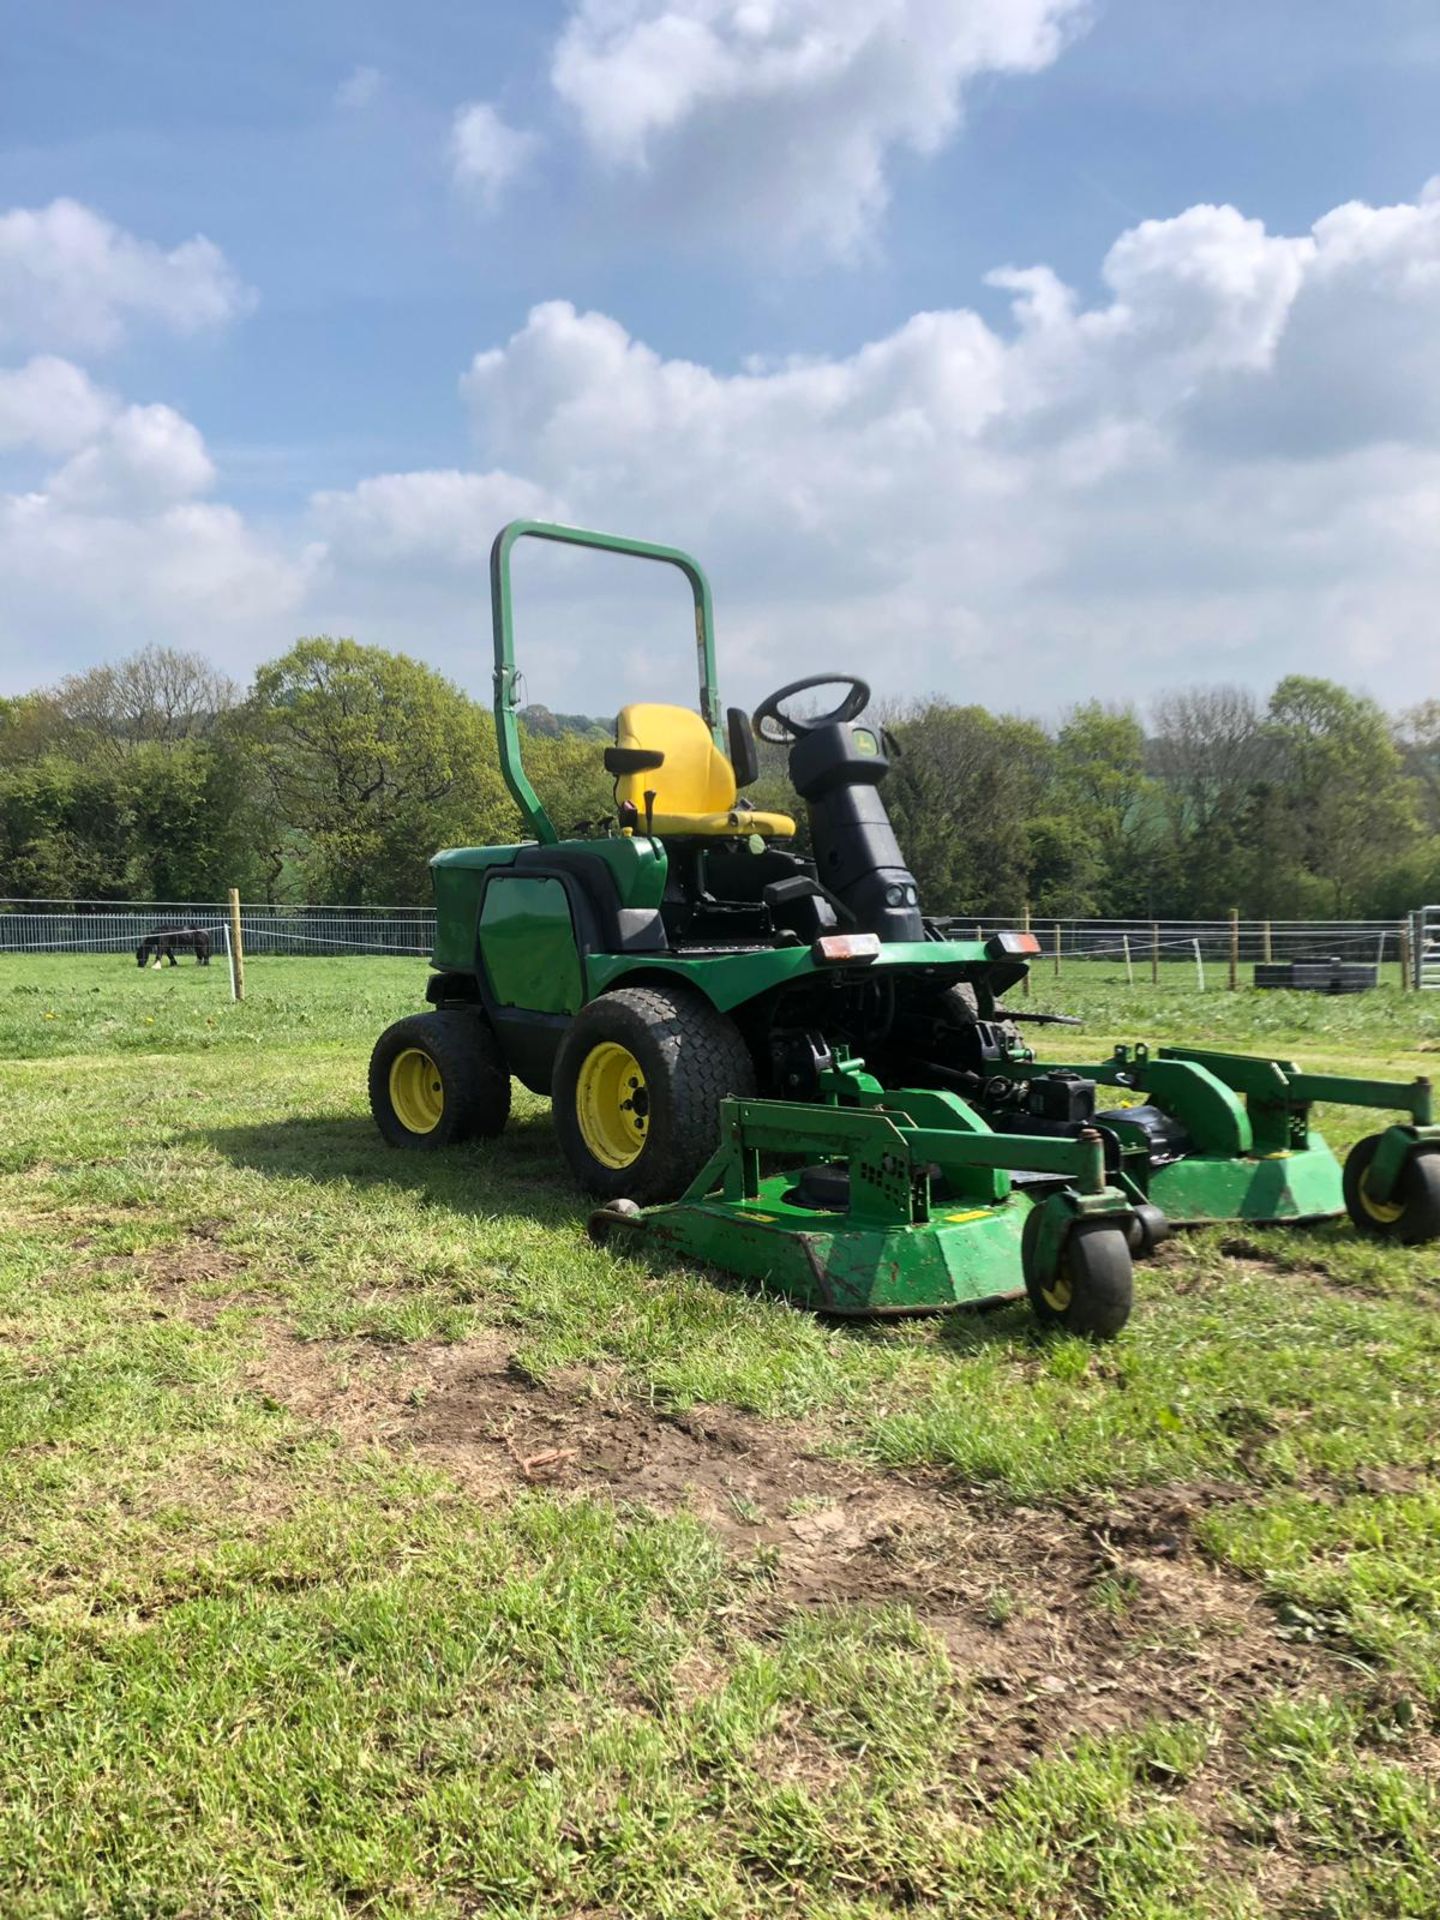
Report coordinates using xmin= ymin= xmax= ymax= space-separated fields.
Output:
xmin=2 ymin=953 xmax=1438 ymax=1918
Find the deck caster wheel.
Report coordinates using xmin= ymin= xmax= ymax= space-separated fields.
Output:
xmin=1126 ymin=1203 xmax=1171 ymax=1259
xmin=1023 ymin=1212 xmax=1134 ymax=1340
xmin=1344 ymin=1137 xmax=1440 ymax=1245
xmin=587 ymin=1198 xmax=642 ymax=1246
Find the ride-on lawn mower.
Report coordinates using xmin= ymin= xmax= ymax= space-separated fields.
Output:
xmin=371 ymin=521 xmax=1440 ymax=1337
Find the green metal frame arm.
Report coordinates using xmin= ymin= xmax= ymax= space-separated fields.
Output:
xmin=685 ymin=1095 xmax=1119 ymax=1218
xmin=489 ymin=519 xmax=722 ymax=846
xmin=902 ymin=1125 xmax=1111 ymax=1194
xmin=1284 ymin=1072 xmax=1434 ymax=1126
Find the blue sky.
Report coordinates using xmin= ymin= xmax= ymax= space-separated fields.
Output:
xmin=2 ymin=0 xmax=1439 ymax=717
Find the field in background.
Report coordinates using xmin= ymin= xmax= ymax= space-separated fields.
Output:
xmin=2 ymin=954 xmax=1438 ymax=1916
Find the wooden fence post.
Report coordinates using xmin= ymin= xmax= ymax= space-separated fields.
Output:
xmin=1053 ymin=922 xmax=1062 ymax=978
xmin=1150 ymin=921 xmax=1160 ymax=986
xmin=1229 ymin=907 xmax=1240 ymax=991
xmin=1262 ymin=920 xmax=1273 ymax=963
xmin=227 ymin=888 xmax=246 ymax=1004
xmin=1400 ymin=920 xmax=1412 ymax=992
xmin=1022 ymin=904 xmax=1031 ymax=998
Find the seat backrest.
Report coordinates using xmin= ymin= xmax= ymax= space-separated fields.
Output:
xmin=613 ymin=704 xmax=737 ymax=816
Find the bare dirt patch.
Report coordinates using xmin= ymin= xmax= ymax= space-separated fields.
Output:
xmin=227 ymin=1322 xmax=1344 ymax=1787
xmin=95 ymin=1236 xmax=254 ymax=1324
xmin=112 ymin=1259 xmax=1415 ymax=1903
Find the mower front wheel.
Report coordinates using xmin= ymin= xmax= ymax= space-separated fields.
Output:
xmin=1023 ymin=1211 xmax=1134 ymax=1340
xmin=553 ymin=984 xmax=755 ymax=1205
xmin=369 ymin=1010 xmax=511 ymax=1150
xmin=1343 ymin=1135 xmax=1440 ymax=1245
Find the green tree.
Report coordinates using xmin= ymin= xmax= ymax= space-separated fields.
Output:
xmin=1396 ymin=700 xmax=1440 ymax=835
xmin=52 ymin=646 xmax=238 ymax=759
xmin=0 ymin=693 xmax=67 ymax=768
xmin=0 ymin=758 xmax=134 ymax=898
xmin=522 ymin=726 xmax=615 ymax=837
xmin=249 ymin=639 xmax=514 ymax=903
xmin=884 ymin=701 xmax=1051 ymax=915
xmin=1052 ymin=703 xmax=1156 ymax=915
xmin=1148 ymin=686 xmax=1265 ymax=916
xmin=1254 ymin=677 xmax=1419 ymax=914
xmin=117 ymin=739 xmax=270 ymax=900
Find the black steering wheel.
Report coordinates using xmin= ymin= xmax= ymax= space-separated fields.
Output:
xmin=752 ymin=673 xmax=871 ymax=745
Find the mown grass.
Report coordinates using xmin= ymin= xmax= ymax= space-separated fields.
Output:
xmin=2 ymin=953 xmax=1438 ymax=1915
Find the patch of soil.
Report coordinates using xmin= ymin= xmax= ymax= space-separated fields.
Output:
xmin=1216 ymin=1236 xmax=1333 ymax=1276
xmin=232 ymin=1326 xmax=1348 ymax=1788
xmin=95 ymin=1237 xmax=253 ymax=1324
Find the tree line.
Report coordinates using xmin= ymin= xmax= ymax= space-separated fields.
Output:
xmin=1 ymin=637 xmax=1436 ymax=916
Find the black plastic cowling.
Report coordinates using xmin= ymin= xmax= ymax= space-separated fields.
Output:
xmin=786 ymin=722 xmax=924 ymax=942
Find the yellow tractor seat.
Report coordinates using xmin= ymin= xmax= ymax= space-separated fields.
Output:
xmin=613 ymin=703 xmax=795 ymax=838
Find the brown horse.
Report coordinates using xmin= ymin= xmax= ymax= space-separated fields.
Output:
xmin=136 ymin=927 xmax=212 ymax=968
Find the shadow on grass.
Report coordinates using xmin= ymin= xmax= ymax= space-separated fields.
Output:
xmin=205 ymin=1112 xmax=1041 ymax=1354
xmin=204 ymin=1110 xmax=591 ymax=1233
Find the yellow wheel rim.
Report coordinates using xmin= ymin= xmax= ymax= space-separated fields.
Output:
xmin=1041 ymin=1269 xmax=1073 ymax=1315
xmin=576 ymin=1041 xmax=649 ymax=1169
xmin=1359 ymin=1168 xmax=1404 ymax=1225
xmin=390 ymin=1048 xmax=444 ymax=1135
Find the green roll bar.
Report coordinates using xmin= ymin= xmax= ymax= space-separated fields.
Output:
xmin=489 ymin=519 xmax=722 ymax=846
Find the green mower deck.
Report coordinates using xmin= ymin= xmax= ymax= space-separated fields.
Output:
xmin=1144 ymin=1140 xmax=1348 ymax=1226
xmin=590 ymin=1079 xmax=1136 ymax=1332
xmin=598 ymin=1177 xmax=1034 ymax=1316
xmin=998 ymin=1040 xmax=1439 ymax=1234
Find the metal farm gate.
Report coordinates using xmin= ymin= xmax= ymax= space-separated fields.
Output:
xmin=1417 ymin=906 xmax=1440 ymax=989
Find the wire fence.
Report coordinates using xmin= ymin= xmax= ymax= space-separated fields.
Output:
xmin=1 ymin=899 xmax=1436 ymax=984
xmin=0 ymin=900 xmax=434 ymax=958
xmin=932 ymin=916 xmax=1405 ymax=966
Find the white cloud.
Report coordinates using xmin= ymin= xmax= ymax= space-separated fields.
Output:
xmin=550 ymin=0 xmax=1086 ymax=257
xmin=335 ymin=64 xmax=383 ymax=110
xmin=0 ymin=381 xmax=306 ymax=675
xmin=47 ymin=404 xmax=216 ymax=510
xmin=0 ymin=199 xmax=253 ymax=354
xmin=311 ymin=468 xmax=557 ymax=568
xmin=0 ymin=356 xmax=116 ymax=455
xmin=8 ymin=182 xmax=1440 ymax=714
xmin=0 ymin=493 xmax=310 ymax=666
xmin=450 ymin=103 xmax=540 ymax=208
xmin=442 ymin=183 xmax=1440 ymax=706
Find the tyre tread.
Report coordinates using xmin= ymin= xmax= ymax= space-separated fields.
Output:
xmin=554 ymin=983 xmax=754 ymax=1203
xmin=369 ymin=1009 xmax=510 ymax=1149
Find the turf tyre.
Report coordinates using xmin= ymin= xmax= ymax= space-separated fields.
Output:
xmin=369 ymin=1009 xmax=511 ymax=1150
xmin=1343 ymin=1136 xmax=1440 ymax=1245
xmin=553 ymin=984 xmax=755 ymax=1204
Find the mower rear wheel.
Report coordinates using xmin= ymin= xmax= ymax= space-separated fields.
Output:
xmin=369 ymin=1010 xmax=511 ymax=1150
xmin=1023 ymin=1211 xmax=1133 ymax=1339
xmin=553 ymin=984 xmax=755 ymax=1204
xmin=1343 ymin=1135 xmax=1440 ymax=1245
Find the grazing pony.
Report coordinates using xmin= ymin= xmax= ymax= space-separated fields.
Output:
xmin=136 ymin=927 xmax=212 ymax=969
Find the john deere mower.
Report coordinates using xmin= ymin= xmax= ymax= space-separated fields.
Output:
xmin=370 ymin=521 xmax=1439 ymax=1338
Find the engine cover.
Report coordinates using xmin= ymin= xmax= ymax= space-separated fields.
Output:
xmin=1022 ymin=1071 xmax=1097 ymax=1126
xmin=1096 ymin=1102 xmax=1191 ymax=1168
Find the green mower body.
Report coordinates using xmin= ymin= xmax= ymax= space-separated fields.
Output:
xmin=369 ymin=520 xmax=1440 ymax=1341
